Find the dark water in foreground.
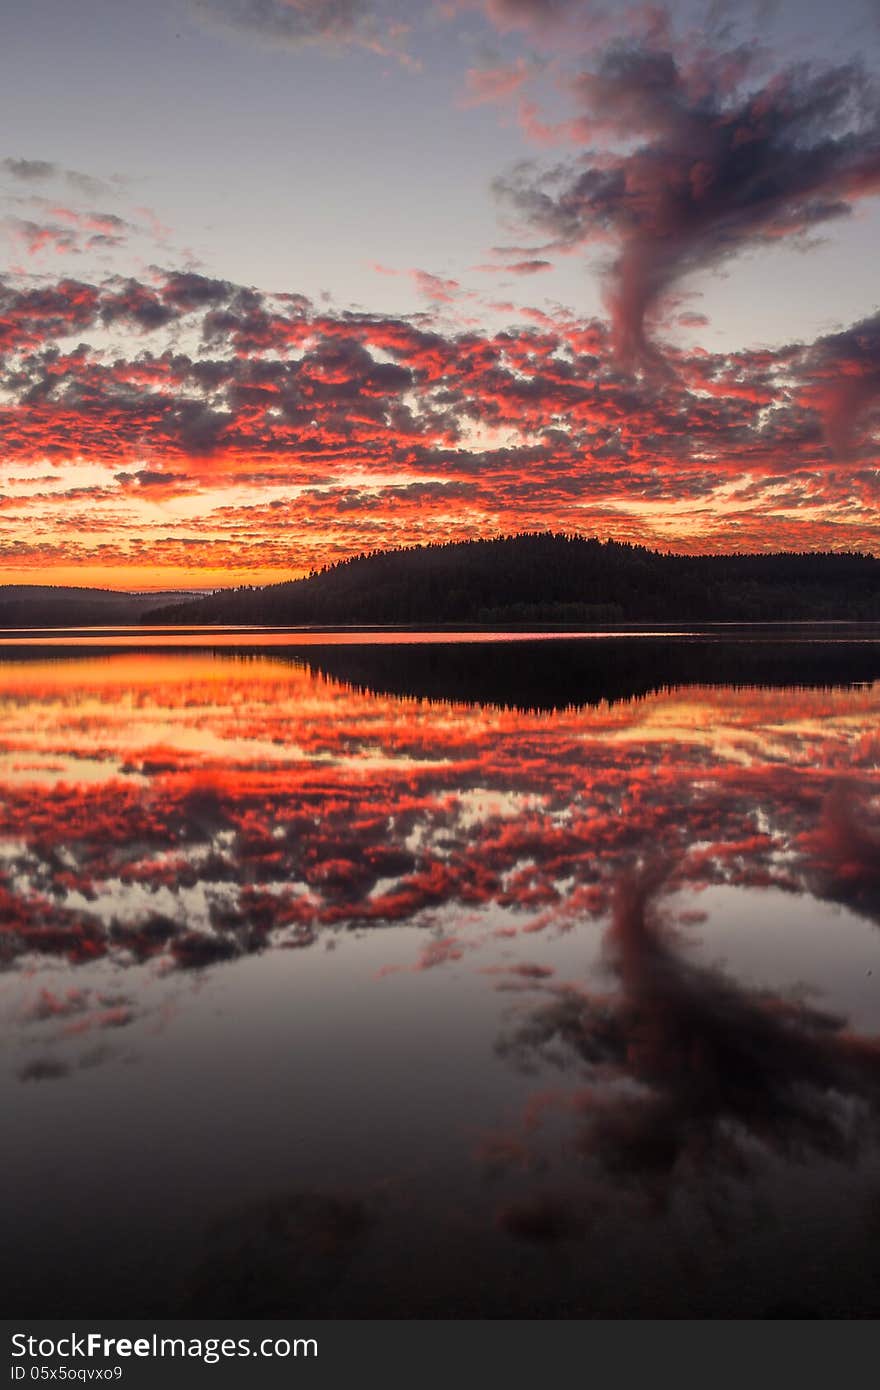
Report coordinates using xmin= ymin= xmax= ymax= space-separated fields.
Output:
xmin=2 ymin=628 xmax=880 ymax=1319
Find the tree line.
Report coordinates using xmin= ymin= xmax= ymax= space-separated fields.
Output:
xmin=146 ymin=533 xmax=880 ymax=626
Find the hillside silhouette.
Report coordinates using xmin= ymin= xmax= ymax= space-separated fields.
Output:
xmin=0 ymin=587 xmax=202 ymax=628
xmin=147 ymin=533 xmax=880 ymax=626
xmin=4 ymin=537 xmax=880 ymax=629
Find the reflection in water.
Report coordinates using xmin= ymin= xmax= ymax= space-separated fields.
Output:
xmin=1 ymin=634 xmax=880 ymax=1317
xmin=496 ymin=863 xmax=880 ymax=1194
xmin=5 ymin=626 xmax=880 ymax=709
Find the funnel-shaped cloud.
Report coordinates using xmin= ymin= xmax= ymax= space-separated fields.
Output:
xmin=495 ymin=43 xmax=880 ymax=363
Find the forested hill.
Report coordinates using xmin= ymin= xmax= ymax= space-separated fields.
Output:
xmin=0 ymin=587 xmax=201 ymax=628
xmin=147 ymin=534 xmax=880 ymax=626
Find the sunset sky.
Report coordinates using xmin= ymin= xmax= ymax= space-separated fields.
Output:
xmin=2 ymin=0 xmax=880 ymax=589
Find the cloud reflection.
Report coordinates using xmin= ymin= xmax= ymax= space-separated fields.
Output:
xmin=0 ymin=645 xmax=879 ymax=988
xmin=3 ymin=639 xmax=880 ymax=1315
xmin=493 ymin=861 xmax=880 ymax=1211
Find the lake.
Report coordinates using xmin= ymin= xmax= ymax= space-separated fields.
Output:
xmin=2 ymin=628 xmax=880 ymax=1318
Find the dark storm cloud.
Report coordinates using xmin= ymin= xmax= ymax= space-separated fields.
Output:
xmin=495 ymin=43 xmax=880 ymax=363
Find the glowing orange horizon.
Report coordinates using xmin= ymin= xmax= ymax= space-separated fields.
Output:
xmin=1 ymin=520 xmax=878 ymax=593
xmin=2 ymin=263 xmax=879 ymax=587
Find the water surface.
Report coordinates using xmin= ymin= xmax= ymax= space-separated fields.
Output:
xmin=2 ymin=629 xmax=880 ymax=1318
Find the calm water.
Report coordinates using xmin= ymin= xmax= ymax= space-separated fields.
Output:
xmin=2 ymin=629 xmax=880 ymax=1318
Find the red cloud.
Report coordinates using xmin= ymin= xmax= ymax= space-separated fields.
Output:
xmin=1 ymin=262 xmax=879 ymax=584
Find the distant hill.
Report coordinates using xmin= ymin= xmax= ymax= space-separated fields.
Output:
xmin=4 ymin=536 xmax=880 ymax=629
xmin=0 ymin=586 xmax=204 ymax=628
xmin=146 ymin=533 xmax=880 ymax=626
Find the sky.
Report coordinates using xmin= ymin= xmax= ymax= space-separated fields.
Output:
xmin=1 ymin=0 xmax=880 ymax=589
